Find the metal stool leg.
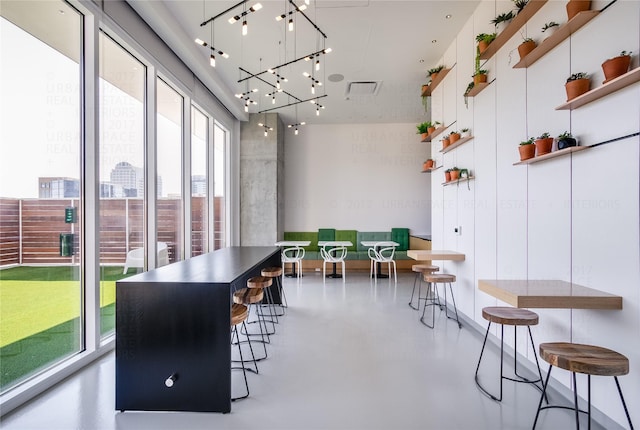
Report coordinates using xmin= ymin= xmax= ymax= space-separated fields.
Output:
xmin=231 ymin=324 xmax=249 ymax=401
xmin=474 ymin=321 xmax=503 ymax=400
xmin=420 ymin=282 xmax=437 ymax=328
xmin=614 ymin=376 xmax=635 ymax=430
xmin=443 ymin=282 xmax=462 ymax=328
xmin=533 ymin=364 xmax=554 ymax=429
xmin=409 ymin=272 xmax=422 ymax=310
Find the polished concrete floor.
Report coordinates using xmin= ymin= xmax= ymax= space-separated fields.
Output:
xmin=2 ymin=272 xmax=607 ymax=430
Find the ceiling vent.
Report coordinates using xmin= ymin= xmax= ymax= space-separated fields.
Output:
xmin=344 ymin=81 xmax=382 ymax=98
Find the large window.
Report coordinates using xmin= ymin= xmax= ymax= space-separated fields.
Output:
xmin=98 ymin=32 xmax=146 ymax=336
xmin=191 ymin=106 xmax=208 ymax=257
xmin=0 ymin=1 xmax=83 ymax=392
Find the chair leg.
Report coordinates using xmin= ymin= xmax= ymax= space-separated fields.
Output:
xmin=341 ymin=261 xmax=346 ymax=282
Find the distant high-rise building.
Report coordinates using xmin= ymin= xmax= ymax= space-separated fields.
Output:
xmin=38 ymin=177 xmax=79 ymax=198
xmin=110 ymin=161 xmax=144 ymax=197
xmin=192 ymin=175 xmax=206 ymax=196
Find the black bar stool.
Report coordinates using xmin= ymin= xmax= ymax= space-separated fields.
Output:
xmin=474 ymin=306 xmax=546 ymax=402
xmin=533 ymin=342 xmax=634 ymax=430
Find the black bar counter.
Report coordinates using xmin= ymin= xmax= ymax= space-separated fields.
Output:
xmin=115 ymin=246 xmax=281 ymax=413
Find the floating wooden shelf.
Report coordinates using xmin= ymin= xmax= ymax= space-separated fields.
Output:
xmin=513 ymin=10 xmax=600 ymax=69
xmin=513 ymin=146 xmax=589 ymax=165
xmin=440 ymin=136 xmax=474 ymax=153
xmin=421 ymin=126 xmax=446 ymax=142
xmin=442 ymin=176 xmax=475 ymax=187
xmin=479 ymin=0 xmax=548 ymax=61
xmin=421 ymin=166 xmax=442 ymax=173
xmin=421 ymin=67 xmax=453 ymax=96
xmin=466 ymin=81 xmax=492 ymax=97
xmin=555 ymin=67 xmax=640 ymax=111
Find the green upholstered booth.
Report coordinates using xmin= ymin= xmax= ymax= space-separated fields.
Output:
xmin=391 ymin=228 xmax=410 ymax=251
xmin=356 ymin=231 xmax=392 ymax=259
xmin=335 ymin=230 xmax=357 ymax=251
xmin=283 ymin=231 xmax=319 ymax=259
xmin=317 ymin=228 xmax=336 ymax=249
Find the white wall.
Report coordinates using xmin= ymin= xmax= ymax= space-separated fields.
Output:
xmin=429 ymin=0 xmax=640 ymax=427
xmin=283 ymin=122 xmax=431 ymax=233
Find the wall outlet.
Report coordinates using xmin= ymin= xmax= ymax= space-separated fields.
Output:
xmin=454 ymin=226 xmax=462 ymax=236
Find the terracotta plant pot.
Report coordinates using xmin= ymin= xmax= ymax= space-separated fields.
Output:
xmin=478 ymin=41 xmax=490 ymax=54
xmin=449 ymin=133 xmax=461 ymax=144
xmin=566 ymin=0 xmax=591 ymax=21
xmin=424 ymin=159 xmax=435 ymax=169
xmin=565 ymin=78 xmax=590 ymax=101
xmin=445 ymin=171 xmax=451 ymax=182
xmin=421 ymin=84 xmax=429 ymax=95
xmin=421 ymin=132 xmax=428 ymax=141
xmin=519 ymin=144 xmax=536 ymax=161
xmin=431 ymin=73 xmax=439 ymax=82
xmin=450 ymin=170 xmax=460 ymax=181
xmin=442 ymin=137 xmax=451 ymax=148
xmin=602 ymin=55 xmax=631 ymax=83
xmin=518 ymin=40 xmax=536 ymax=60
xmin=427 ymin=126 xmax=436 ymax=135
xmin=473 ymin=73 xmax=488 ymax=85
xmin=535 ymin=138 xmax=554 ymax=156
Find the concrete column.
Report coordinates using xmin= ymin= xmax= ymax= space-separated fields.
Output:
xmin=239 ymin=113 xmax=284 ymax=245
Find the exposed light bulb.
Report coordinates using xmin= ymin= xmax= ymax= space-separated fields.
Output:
xmin=305 ymin=0 xmax=310 ymax=4
xmin=272 ymin=96 xmax=276 ymax=104
xmin=276 ymin=14 xmax=285 ymax=21
xmin=221 ymin=51 xmax=230 ymax=59
xmin=276 ymin=80 xmax=281 ymax=89
xmin=288 ymin=18 xmax=294 ymax=31
xmin=228 ymin=15 xmax=239 ymax=24
xmin=264 ymin=130 xmax=268 ymax=137
xmin=311 ymin=84 xmax=315 ymax=94
xmin=252 ymin=3 xmax=262 ymax=10
xmin=245 ymin=105 xmax=249 ymax=112
xmin=316 ymin=107 xmax=320 ymax=116
xmin=324 ymin=47 xmax=332 ymax=53
xmin=242 ymin=20 xmax=248 ymax=35
xmin=315 ymin=60 xmax=320 ymax=71
xmin=210 ymin=54 xmax=216 ymax=67
xmin=195 ymin=38 xmax=206 ymax=46
xmin=295 ymin=128 xmax=299 ymax=135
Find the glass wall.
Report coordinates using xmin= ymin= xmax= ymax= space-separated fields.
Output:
xmin=156 ymin=79 xmax=184 ymax=263
xmin=214 ymin=124 xmax=227 ymax=249
xmin=191 ymin=107 xmax=208 ymax=257
xmin=98 ymin=32 xmax=146 ymax=336
xmin=0 ymin=1 xmax=83 ymax=392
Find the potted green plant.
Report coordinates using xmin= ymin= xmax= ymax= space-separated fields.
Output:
xmin=461 ymin=128 xmax=471 ymax=138
xmin=459 ymin=168 xmax=470 ymax=179
xmin=491 ymin=11 xmax=514 ymax=33
xmin=518 ymin=37 xmax=537 ymax=60
xmin=566 ymin=0 xmax=591 ymax=21
xmin=512 ymin=0 xmax=529 ymax=14
xmin=602 ymin=51 xmax=632 ymax=83
xmin=565 ymin=72 xmax=590 ymax=101
xmin=518 ymin=137 xmax=535 ymax=161
xmin=427 ymin=65 xmax=445 ymax=81
xmin=473 ymin=70 xmax=488 ymax=85
xmin=464 ymin=82 xmax=474 ymax=107
xmin=535 ymin=132 xmax=554 ymax=156
xmin=541 ymin=21 xmax=559 ymax=38
xmin=476 ymin=33 xmax=497 ymax=55
xmin=449 ymin=167 xmax=461 ymax=181
xmin=557 ymin=131 xmax=577 ymax=150
xmin=416 ymin=121 xmax=432 ymax=140
xmin=449 ymin=130 xmax=461 ymax=144
xmin=442 ymin=134 xmax=451 ymax=148
xmin=444 ymin=168 xmax=452 ymax=182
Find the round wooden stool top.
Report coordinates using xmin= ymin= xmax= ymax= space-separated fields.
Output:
xmin=423 ymin=273 xmax=455 ymax=283
xmin=539 ymin=342 xmax=629 ymax=376
xmin=482 ymin=306 xmax=539 ymax=326
xmin=247 ymin=276 xmax=273 ymax=289
xmin=233 ymin=287 xmax=264 ymax=305
xmin=412 ymin=264 xmax=440 ymax=273
xmin=261 ymin=267 xmax=283 ymax=278
xmin=231 ymin=303 xmax=249 ymax=326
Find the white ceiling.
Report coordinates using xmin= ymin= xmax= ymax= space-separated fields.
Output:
xmin=130 ymin=0 xmax=480 ymax=125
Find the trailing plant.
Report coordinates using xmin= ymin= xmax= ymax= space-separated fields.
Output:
xmin=541 ymin=21 xmax=559 ymax=32
xmin=566 ymin=72 xmax=588 ymax=82
xmin=464 ymin=82 xmax=475 ymax=107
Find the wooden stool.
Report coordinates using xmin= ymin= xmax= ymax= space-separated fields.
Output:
xmin=408 ymin=264 xmax=439 ymax=310
xmin=261 ymin=266 xmax=286 ymax=316
xmin=230 ymin=303 xmax=256 ymax=401
xmin=533 ymin=342 xmax=634 ymax=430
xmin=420 ymin=273 xmax=460 ymax=329
xmin=247 ymin=276 xmax=277 ymax=334
xmin=474 ymin=307 xmax=545 ymax=402
xmin=233 ymin=287 xmax=269 ymax=360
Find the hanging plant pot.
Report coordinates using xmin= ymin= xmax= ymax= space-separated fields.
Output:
xmin=565 ymin=78 xmax=590 ymax=101
xmin=518 ymin=40 xmax=537 ymax=61
xmin=557 ymin=137 xmax=577 ymax=150
xmin=519 ymin=144 xmax=536 ymax=161
xmin=473 ymin=73 xmax=488 ymax=85
xmin=566 ymin=0 xmax=591 ymax=21
xmin=602 ymin=55 xmax=631 ymax=83
xmin=535 ymin=137 xmax=554 ymax=156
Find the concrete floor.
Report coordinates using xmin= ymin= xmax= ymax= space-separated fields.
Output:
xmin=1 ymin=272 xmax=607 ymax=430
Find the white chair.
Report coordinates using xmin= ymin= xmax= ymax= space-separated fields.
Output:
xmin=368 ymin=244 xmax=397 ymax=283
xmin=320 ymin=242 xmax=348 ymax=282
xmin=123 ymin=242 xmax=169 ymax=274
xmin=281 ymin=246 xmax=305 ymax=278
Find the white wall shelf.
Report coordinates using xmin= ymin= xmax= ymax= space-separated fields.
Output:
xmin=440 ymin=136 xmax=474 ymax=153
xmin=513 ymin=146 xmax=589 ymax=165
xmin=555 ymin=67 xmax=640 ymax=111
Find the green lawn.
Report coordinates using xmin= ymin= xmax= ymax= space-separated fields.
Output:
xmin=0 ymin=265 xmax=129 ymax=389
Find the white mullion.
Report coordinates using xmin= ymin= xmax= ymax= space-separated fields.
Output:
xmin=146 ymin=70 xmax=158 ymax=269
xmin=183 ymin=99 xmax=192 ymax=259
